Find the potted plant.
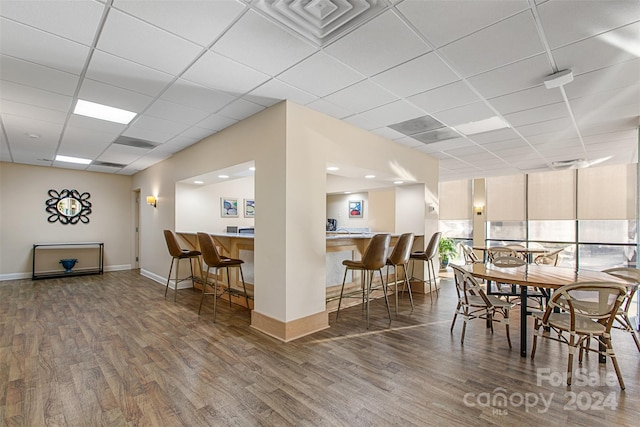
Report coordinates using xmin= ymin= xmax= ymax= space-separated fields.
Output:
xmin=438 ymin=237 xmax=457 ymax=269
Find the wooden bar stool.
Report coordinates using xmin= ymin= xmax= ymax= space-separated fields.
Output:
xmin=163 ymin=230 xmax=201 ymax=302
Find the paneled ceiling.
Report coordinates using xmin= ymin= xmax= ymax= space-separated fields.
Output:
xmin=1 ymin=0 xmax=639 ymax=182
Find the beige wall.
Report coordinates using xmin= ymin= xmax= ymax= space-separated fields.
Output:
xmin=0 ymin=162 xmax=133 ymax=279
xmin=326 ymin=192 xmax=370 ymax=230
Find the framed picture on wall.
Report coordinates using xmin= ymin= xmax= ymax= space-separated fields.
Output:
xmin=349 ymin=200 xmax=363 ymax=218
xmin=244 ymin=199 xmax=255 ymax=217
xmin=221 ymin=197 xmax=238 ymax=217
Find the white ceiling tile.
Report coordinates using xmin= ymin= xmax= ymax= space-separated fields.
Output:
xmin=66 ymin=114 xmax=127 ymax=134
xmin=2 ymin=114 xmax=62 ymax=151
xmin=0 ymin=0 xmax=105 ymax=45
xmin=564 ymin=58 xmax=640 ymax=99
xmin=393 ymin=136 xmax=423 ymax=148
xmin=489 ymin=85 xmax=564 ymax=115
xmin=407 ymin=81 xmax=480 ymax=114
xmin=571 ymin=85 xmax=640 ymax=118
xmin=323 ymin=80 xmax=397 ymax=114
xmin=216 ymin=99 xmax=265 ymax=121
xmin=399 ymin=0 xmax=530 ymax=48
xmin=371 ymin=127 xmax=407 ymax=141
xmin=145 ymin=99 xmax=211 ymax=126
xmin=86 ymin=50 xmax=174 ymax=97
xmin=182 ymin=50 xmax=270 ymax=94
xmin=78 ymin=79 xmax=153 ymax=113
xmin=58 ymin=131 xmax=114 ymax=159
xmin=357 ymin=100 xmax=424 ymax=127
xmin=538 ymin=0 xmax=640 ymax=49
xmin=342 ymin=114 xmax=380 ymax=131
xmin=0 ymin=55 xmax=79 ymax=96
xmin=175 ymin=127 xmax=215 ymax=141
xmin=161 ymin=135 xmax=201 ymax=151
xmin=305 ymin=99 xmax=351 ymax=119
xmin=552 ymin=22 xmax=640 ymax=75
xmin=470 ymin=129 xmax=522 ymax=145
xmin=212 ymin=10 xmax=316 ymax=76
xmin=324 ymin=11 xmax=430 ymax=76
xmin=479 ymin=138 xmax=531 ymax=152
xmin=97 ymin=144 xmax=149 ymax=164
xmin=277 ymin=52 xmax=364 ymax=97
xmin=196 ymin=114 xmax=238 ymax=132
xmin=0 ymin=80 xmax=72 ymax=112
xmin=504 ymin=102 xmax=568 ymax=127
xmin=0 ymin=99 xmax=67 ymax=124
xmin=125 ymin=115 xmax=189 ymax=143
xmin=371 ymin=52 xmax=459 ymax=97
xmin=439 ymin=11 xmax=545 ymax=77
xmin=467 ymin=54 xmax=554 ymax=98
xmin=517 ymin=117 xmax=578 ymax=137
xmin=246 ymin=79 xmax=317 ymax=107
xmin=414 ymin=137 xmax=474 ymax=153
xmin=0 ymin=18 xmax=90 ymax=75
xmin=432 ymin=102 xmax=495 ymax=127
xmin=113 ymin=0 xmax=245 ymax=46
xmin=583 ymin=129 xmax=638 ymax=145
xmin=97 ymin=9 xmax=202 ymax=75
xmin=161 ymin=79 xmax=235 ymax=113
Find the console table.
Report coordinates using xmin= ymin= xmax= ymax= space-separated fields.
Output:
xmin=32 ymin=242 xmax=104 ymax=280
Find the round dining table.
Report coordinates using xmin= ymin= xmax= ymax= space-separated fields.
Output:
xmin=460 ymin=263 xmax=632 ymax=357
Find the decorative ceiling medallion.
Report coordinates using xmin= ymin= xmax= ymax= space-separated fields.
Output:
xmin=253 ymin=0 xmax=389 ymax=45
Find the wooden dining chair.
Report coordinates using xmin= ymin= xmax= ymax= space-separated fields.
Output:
xmin=450 ymin=264 xmax=514 ymax=348
xmin=531 ymin=282 xmax=628 ymax=389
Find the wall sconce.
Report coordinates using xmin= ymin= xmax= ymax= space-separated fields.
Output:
xmin=473 ymin=205 xmax=484 ymax=216
xmin=146 ymin=196 xmax=157 ymax=208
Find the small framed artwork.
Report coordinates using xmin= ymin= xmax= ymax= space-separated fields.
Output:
xmin=349 ymin=200 xmax=363 ymax=218
xmin=221 ymin=197 xmax=238 ymax=217
xmin=244 ymin=198 xmax=255 ymax=217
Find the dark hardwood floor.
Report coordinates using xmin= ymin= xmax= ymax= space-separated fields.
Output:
xmin=1 ymin=270 xmax=638 ymax=426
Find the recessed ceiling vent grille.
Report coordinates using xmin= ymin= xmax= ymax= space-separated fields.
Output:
xmin=252 ymin=0 xmax=389 ymax=45
xmin=93 ymin=161 xmax=127 ymax=168
xmin=389 ymin=115 xmax=460 ymax=144
xmin=113 ymin=136 xmax=157 ymax=149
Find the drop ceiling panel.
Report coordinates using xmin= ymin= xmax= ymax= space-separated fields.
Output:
xmin=478 ymin=137 xmax=531 ymax=152
xmin=97 ymin=9 xmax=202 ymax=75
xmin=517 ymin=117 xmax=578 ymax=137
xmin=78 ymin=79 xmax=153 ymax=113
xmin=503 ymin=102 xmax=568 ymax=127
xmin=124 ymin=115 xmax=189 ymax=143
xmin=181 ymin=51 xmax=270 ymax=94
xmin=216 ymin=99 xmax=265 ymax=121
xmin=113 ymin=0 xmax=245 ymax=46
xmin=470 ymin=129 xmax=521 ymax=145
xmin=407 ymin=81 xmax=480 ymax=114
xmin=277 ymin=52 xmax=364 ymax=97
xmin=305 ymin=98 xmax=351 ymax=119
xmin=2 ymin=115 xmax=63 ymax=148
xmin=467 ymin=54 xmax=553 ymax=99
xmin=161 ymin=79 xmax=236 ymax=113
xmin=489 ymin=85 xmax=564 ymax=115
xmin=342 ymin=114 xmax=380 ymax=131
xmin=0 ymin=0 xmax=104 ymax=44
xmin=564 ymin=59 xmax=640 ymax=99
xmin=66 ymin=114 xmax=127 ymax=134
xmin=246 ymin=79 xmax=317 ymax=107
xmin=371 ymin=52 xmax=459 ymax=98
xmin=0 ymin=55 xmax=79 ymax=96
xmin=0 ymin=18 xmax=90 ymax=75
xmin=0 ymin=100 xmax=67 ymax=124
xmin=212 ymin=10 xmax=317 ymax=76
xmin=145 ymin=99 xmax=211 ymax=126
xmin=438 ymin=11 xmax=545 ymax=77
xmin=324 ymin=11 xmax=430 ymax=76
xmin=323 ymin=80 xmax=397 ymax=114
xmin=0 ymin=81 xmax=72 ymax=112
xmin=432 ymin=101 xmax=495 ymax=127
xmin=399 ymin=0 xmax=529 ymax=48
xmin=357 ymin=100 xmax=424 ymax=127
xmin=552 ymin=22 xmax=640 ymax=76
xmin=413 ymin=137 xmax=474 ymax=153
xmin=537 ymin=0 xmax=640 ymax=49
xmin=85 ymin=51 xmax=174 ymax=98
xmin=195 ymin=115 xmax=238 ymax=132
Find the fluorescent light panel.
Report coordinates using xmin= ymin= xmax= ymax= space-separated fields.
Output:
xmin=55 ymin=155 xmax=91 ymax=165
xmin=73 ymin=99 xmax=136 ymax=124
xmin=454 ymin=116 xmax=510 ymax=136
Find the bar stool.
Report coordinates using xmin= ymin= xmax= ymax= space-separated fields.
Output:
xmin=336 ymin=233 xmax=391 ymax=328
xmin=196 ymin=232 xmax=250 ymax=322
xmin=163 ymin=230 xmax=201 ymax=302
xmin=410 ymin=231 xmax=441 ymax=301
xmin=386 ymin=233 xmax=415 ymax=315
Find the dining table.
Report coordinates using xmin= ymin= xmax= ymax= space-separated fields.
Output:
xmin=460 ymin=263 xmax=632 ymax=357
xmin=472 ymin=245 xmax=548 ymax=263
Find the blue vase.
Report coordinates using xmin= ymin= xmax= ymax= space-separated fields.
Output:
xmin=59 ymin=258 xmax=78 ymax=273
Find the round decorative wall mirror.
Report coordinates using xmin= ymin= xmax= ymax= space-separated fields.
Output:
xmin=45 ymin=189 xmax=92 ymax=224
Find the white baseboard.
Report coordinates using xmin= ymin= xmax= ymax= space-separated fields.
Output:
xmin=0 ymin=264 xmax=132 ymax=282
xmin=139 ymin=269 xmax=192 ymax=290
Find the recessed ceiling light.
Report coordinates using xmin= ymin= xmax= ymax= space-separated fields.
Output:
xmin=249 ymin=167 xmax=256 ymax=171
xmin=453 ymin=116 xmax=510 ymax=136
xmin=326 ymin=166 xmax=339 ymax=171
xmin=26 ymin=133 xmax=40 ymax=139
xmin=344 ymin=191 xmax=351 ymax=194
xmin=73 ymin=99 xmax=136 ymax=124
xmin=193 ymin=180 xmax=204 ymax=184
xmin=55 ymin=155 xmax=91 ymax=165
xmin=365 ymin=175 xmax=375 ymax=179
xmin=394 ymin=181 xmax=404 ymax=184
xmin=218 ymin=175 xmax=229 ymax=179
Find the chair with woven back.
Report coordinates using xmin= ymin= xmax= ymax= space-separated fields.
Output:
xmin=602 ymin=267 xmax=640 ymax=352
xmin=461 ymin=244 xmax=481 ymax=265
xmin=450 ymin=264 xmax=514 ymax=348
xmin=531 ymin=282 xmax=629 ymax=389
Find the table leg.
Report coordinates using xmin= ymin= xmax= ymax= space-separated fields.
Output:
xmin=520 ymin=285 xmax=528 ymax=357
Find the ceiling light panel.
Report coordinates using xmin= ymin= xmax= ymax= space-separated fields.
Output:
xmin=73 ymin=99 xmax=137 ymax=124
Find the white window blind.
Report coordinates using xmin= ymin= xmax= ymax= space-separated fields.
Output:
xmin=486 ymin=174 xmax=526 ymax=221
xmin=439 ymin=179 xmax=472 ymax=220
xmin=578 ymin=164 xmax=637 ymax=220
xmin=528 ymin=169 xmax=576 ymax=220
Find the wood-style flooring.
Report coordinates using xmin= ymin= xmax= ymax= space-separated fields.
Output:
xmin=1 ymin=270 xmax=639 ymax=426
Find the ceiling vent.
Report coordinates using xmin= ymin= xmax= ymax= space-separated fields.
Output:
xmin=113 ymin=136 xmax=158 ymax=150
xmin=388 ymin=115 xmax=446 ymax=136
xmin=252 ymin=0 xmax=389 ymax=45
xmin=92 ymin=160 xmax=127 ymax=168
